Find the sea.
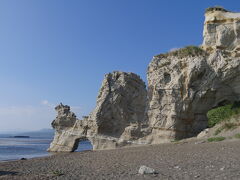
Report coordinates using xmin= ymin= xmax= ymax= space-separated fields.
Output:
xmin=0 ymin=131 xmax=93 ymax=162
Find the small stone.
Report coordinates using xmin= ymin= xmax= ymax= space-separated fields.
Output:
xmin=195 ymin=141 xmax=205 ymax=144
xmin=220 ymin=167 xmax=225 ymax=171
xmin=197 ymin=129 xmax=209 ymax=138
xmin=138 ymin=165 xmax=156 ymax=175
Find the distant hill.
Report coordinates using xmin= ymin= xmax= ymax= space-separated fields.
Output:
xmin=17 ymin=128 xmax=54 ymax=138
xmin=0 ymin=129 xmax=55 ymax=139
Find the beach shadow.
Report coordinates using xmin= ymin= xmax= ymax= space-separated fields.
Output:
xmin=0 ymin=171 xmax=18 ymax=176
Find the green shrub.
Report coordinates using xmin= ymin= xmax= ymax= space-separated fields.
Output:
xmin=171 ymin=139 xmax=180 ymax=143
xmin=234 ymin=133 xmax=240 ymax=139
xmin=155 ymin=46 xmax=207 ymax=59
xmin=207 ymin=137 xmax=226 ymax=142
xmin=207 ymin=101 xmax=240 ymax=128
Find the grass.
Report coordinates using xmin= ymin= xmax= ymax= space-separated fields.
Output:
xmin=214 ymin=126 xmax=225 ymax=135
xmin=52 ymin=170 xmax=64 ymax=176
xmin=155 ymin=46 xmax=207 ymax=59
xmin=207 ymin=137 xmax=226 ymax=142
xmin=234 ymin=133 xmax=240 ymax=139
xmin=171 ymin=139 xmax=180 ymax=143
xmin=224 ymin=122 xmax=237 ymax=130
xmin=207 ymin=101 xmax=240 ymax=128
xmin=214 ymin=122 xmax=238 ymax=135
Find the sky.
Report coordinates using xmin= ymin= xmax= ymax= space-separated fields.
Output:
xmin=0 ymin=0 xmax=240 ymax=132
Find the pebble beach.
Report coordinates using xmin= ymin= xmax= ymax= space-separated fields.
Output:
xmin=0 ymin=139 xmax=240 ymax=180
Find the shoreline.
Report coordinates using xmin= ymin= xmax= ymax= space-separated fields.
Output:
xmin=0 ymin=139 xmax=240 ymax=179
xmin=0 ymin=153 xmax=52 ymax=163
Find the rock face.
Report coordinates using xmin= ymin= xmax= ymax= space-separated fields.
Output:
xmin=48 ymin=103 xmax=88 ymax=152
xmin=48 ymin=72 xmax=147 ymax=151
xmin=49 ymin=7 xmax=240 ymax=152
xmin=203 ymin=7 xmax=240 ymax=52
xmin=147 ymin=50 xmax=240 ymax=141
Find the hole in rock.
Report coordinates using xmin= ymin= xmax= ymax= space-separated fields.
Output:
xmin=72 ymin=138 xmax=93 ymax=152
xmin=164 ymin=73 xmax=171 ymax=84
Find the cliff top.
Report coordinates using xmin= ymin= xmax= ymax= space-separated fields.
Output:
xmin=205 ymin=6 xmax=240 ymax=24
xmin=205 ymin=6 xmax=229 ymax=13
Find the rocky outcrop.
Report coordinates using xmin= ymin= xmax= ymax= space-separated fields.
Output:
xmin=147 ymin=49 xmax=240 ymax=142
xmin=48 ymin=71 xmax=147 ymax=151
xmin=49 ymin=7 xmax=240 ymax=152
xmin=203 ymin=7 xmax=240 ymax=53
xmin=48 ymin=103 xmax=88 ymax=152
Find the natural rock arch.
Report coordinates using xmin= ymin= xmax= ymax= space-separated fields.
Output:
xmin=72 ymin=137 xmax=93 ymax=152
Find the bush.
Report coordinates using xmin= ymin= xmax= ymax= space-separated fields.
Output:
xmin=155 ymin=46 xmax=207 ymax=59
xmin=207 ymin=137 xmax=226 ymax=142
xmin=207 ymin=101 xmax=240 ymax=128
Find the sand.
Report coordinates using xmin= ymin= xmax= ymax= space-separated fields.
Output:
xmin=0 ymin=139 xmax=240 ymax=180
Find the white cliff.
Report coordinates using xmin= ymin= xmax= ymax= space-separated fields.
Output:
xmin=203 ymin=7 xmax=240 ymax=52
xmin=48 ymin=72 xmax=147 ymax=151
xmin=48 ymin=7 xmax=240 ymax=152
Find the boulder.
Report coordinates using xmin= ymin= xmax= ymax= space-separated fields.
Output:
xmin=138 ymin=165 xmax=156 ymax=175
xmin=197 ymin=128 xmax=209 ymax=138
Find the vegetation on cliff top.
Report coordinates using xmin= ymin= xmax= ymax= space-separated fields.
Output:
xmin=207 ymin=101 xmax=240 ymax=128
xmin=205 ymin=6 xmax=229 ymax=13
xmin=155 ymin=46 xmax=207 ymax=59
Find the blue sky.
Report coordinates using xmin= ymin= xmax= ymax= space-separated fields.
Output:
xmin=0 ymin=0 xmax=240 ymax=132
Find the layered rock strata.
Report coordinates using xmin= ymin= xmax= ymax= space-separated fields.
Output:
xmin=49 ymin=7 xmax=240 ymax=152
xmin=203 ymin=7 xmax=240 ymax=52
xmin=147 ymin=49 xmax=240 ymax=142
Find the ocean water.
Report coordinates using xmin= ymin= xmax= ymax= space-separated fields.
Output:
xmin=0 ymin=135 xmax=93 ymax=161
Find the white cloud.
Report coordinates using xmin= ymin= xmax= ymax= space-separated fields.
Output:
xmin=40 ymin=100 xmax=55 ymax=108
xmin=41 ymin=100 xmax=49 ymax=105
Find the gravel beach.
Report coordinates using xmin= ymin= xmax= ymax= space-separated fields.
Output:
xmin=0 ymin=139 xmax=240 ymax=180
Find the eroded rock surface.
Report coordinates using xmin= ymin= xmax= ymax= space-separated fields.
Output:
xmin=48 ymin=103 xmax=88 ymax=152
xmin=203 ymin=7 xmax=240 ymax=52
xmin=48 ymin=71 xmax=147 ymax=151
xmin=147 ymin=50 xmax=240 ymax=142
xmin=49 ymin=7 xmax=240 ymax=152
